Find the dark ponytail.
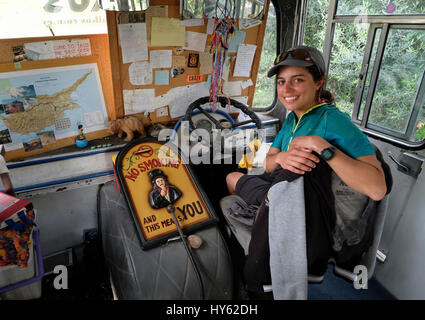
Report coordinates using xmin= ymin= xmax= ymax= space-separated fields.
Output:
xmin=319 ymin=89 xmax=335 ymax=104
xmin=306 ymin=65 xmax=335 ymax=104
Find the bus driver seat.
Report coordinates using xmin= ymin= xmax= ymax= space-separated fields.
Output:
xmin=220 ymin=145 xmax=392 ymax=297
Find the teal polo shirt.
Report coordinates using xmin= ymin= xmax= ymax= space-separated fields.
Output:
xmin=271 ymin=103 xmax=375 ymax=159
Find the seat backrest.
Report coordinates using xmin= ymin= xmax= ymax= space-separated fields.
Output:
xmin=333 ymin=144 xmax=392 ymax=281
xmin=333 ymin=194 xmax=389 ymax=281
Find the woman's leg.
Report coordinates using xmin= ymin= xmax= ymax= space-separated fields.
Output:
xmin=226 ymin=172 xmax=244 ymax=195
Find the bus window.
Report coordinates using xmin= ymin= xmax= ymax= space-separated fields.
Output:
xmin=252 ymin=1 xmax=277 ymax=110
xmin=303 ymin=0 xmax=425 ymax=146
xmin=367 ymin=27 xmax=425 ymax=142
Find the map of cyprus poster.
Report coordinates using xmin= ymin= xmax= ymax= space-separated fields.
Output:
xmin=0 ymin=63 xmax=108 ymax=152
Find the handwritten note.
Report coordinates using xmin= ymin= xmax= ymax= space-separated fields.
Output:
xmin=223 ymin=81 xmax=242 ymax=96
xmin=128 ymin=61 xmax=152 ymax=85
xmin=24 ymin=39 xmax=91 ymax=60
xmin=168 ymin=83 xmax=209 ymax=118
xmin=118 ymin=23 xmax=148 ymax=63
xmin=123 ymin=89 xmax=155 ymax=115
xmin=233 ymin=44 xmax=257 ymax=77
xmin=150 ymin=50 xmax=172 ymax=69
xmin=199 ymin=52 xmax=213 ymax=75
xmin=184 ymin=31 xmax=208 ymax=52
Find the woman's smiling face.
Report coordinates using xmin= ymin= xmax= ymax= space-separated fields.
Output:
xmin=276 ymin=65 xmax=324 ymax=118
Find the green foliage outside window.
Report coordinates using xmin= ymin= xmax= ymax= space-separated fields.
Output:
xmin=303 ymin=0 xmax=425 ymax=142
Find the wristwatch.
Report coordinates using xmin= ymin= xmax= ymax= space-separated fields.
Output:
xmin=320 ymin=145 xmax=337 ymax=160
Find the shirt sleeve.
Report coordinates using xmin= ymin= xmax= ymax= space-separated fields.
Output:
xmin=324 ymin=110 xmax=375 ymax=159
xmin=271 ymin=127 xmax=284 ymax=149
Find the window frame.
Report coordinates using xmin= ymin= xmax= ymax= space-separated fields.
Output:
xmin=252 ymin=0 xmax=281 ymax=112
xmin=321 ymin=0 xmax=425 ymax=149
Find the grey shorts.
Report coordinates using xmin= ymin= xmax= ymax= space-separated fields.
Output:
xmin=235 ymin=172 xmax=274 ymax=206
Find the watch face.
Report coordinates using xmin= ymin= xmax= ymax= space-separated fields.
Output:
xmin=322 ymin=149 xmax=333 ymax=160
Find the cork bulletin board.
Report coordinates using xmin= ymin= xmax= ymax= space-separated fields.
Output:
xmin=106 ymin=0 xmax=271 ymax=126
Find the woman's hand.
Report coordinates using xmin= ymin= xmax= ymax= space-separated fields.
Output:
xmin=266 ymin=144 xmax=320 ymax=175
xmin=275 ymin=149 xmax=320 ymax=174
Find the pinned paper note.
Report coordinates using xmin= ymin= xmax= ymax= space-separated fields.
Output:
xmin=184 ymin=31 xmax=208 ymax=52
xmin=155 ymin=70 xmax=169 ymax=85
xmin=181 ymin=19 xmax=204 ymax=27
xmin=150 ymin=50 xmax=172 ymax=69
xmin=152 ymin=93 xmax=175 ymax=109
xmin=228 ymin=29 xmax=246 ymax=53
xmin=168 ymin=83 xmax=209 ymax=118
xmin=223 ymin=81 xmax=242 ymax=96
xmin=207 ymin=19 xmax=215 ymax=34
xmin=233 ymin=44 xmax=257 ymax=77
xmin=221 ymin=55 xmax=234 ymax=81
xmin=241 ymin=79 xmax=253 ymax=90
xmin=123 ymin=89 xmax=155 ymax=115
xmin=239 ymin=19 xmax=262 ymax=30
xmin=128 ymin=61 xmax=153 ymax=85
xmin=156 ymin=106 xmax=169 ymax=117
xmin=151 ymin=17 xmax=185 ymax=47
xmin=172 ymin=56 xmax=186 ymax=67
xmin=146 ymin=5 xmax=168 ymax=40
xmin=118 ymin=23 xmax=148 ymax=63
xmin=199 ymin=52 xmax=213 ymax=75
xmin=24 ymin=39 xmax=91 ymax=60
xmin=84 ymin=110 xmax=104 ymax=127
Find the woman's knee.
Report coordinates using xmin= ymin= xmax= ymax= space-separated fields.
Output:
xmin=226 ymin=172 xmax=244 ymax=194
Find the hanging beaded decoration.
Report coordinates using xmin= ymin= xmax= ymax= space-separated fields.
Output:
xmin=208 ymin=1 xmax=235 ymax=111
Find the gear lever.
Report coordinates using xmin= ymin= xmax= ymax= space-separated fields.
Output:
xmin=166 ymin=204 xmax=205 ymax=299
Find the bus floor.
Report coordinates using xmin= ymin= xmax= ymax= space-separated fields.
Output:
xmin=37 ymin=232 xmax=395 ymax=301
xmin=307 ymin=266 xmax=396 ymax=300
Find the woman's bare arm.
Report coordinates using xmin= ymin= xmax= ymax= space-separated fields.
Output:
xmin=290 ymin=136 xmax=387 ymax=201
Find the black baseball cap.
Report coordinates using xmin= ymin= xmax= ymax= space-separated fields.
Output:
xmin=267 ymin=45 xmax=326 ymax=78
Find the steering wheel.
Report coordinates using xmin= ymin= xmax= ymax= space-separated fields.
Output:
xmin=185 ymin=96 xmax=263 ymax=132
xmin=183 ymin=96 xmax=264 ymax=159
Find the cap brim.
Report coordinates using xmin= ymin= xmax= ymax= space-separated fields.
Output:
xmin=267 ymin=58 xmax=315 ymax=78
